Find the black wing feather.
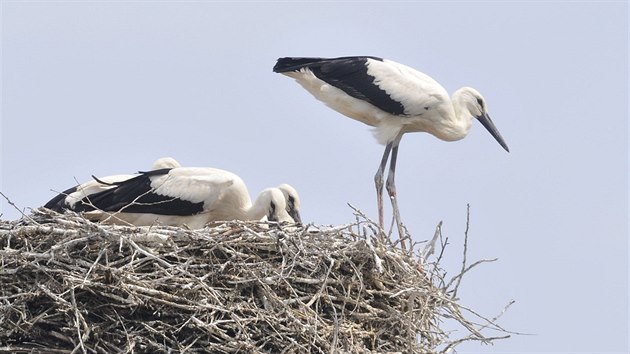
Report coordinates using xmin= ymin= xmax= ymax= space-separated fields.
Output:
xmin=78 ymin=168 xmax=204 ymax=216
xmin=274 ymin=56 xmax=405 ymax=116
xmin=44 ymin=185 xmax=79 ymax=212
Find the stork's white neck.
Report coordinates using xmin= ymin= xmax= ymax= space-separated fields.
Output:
xmin=245 ymin=196 xmax=267 ymax=221
xmin=246 ymin=188 xmax=291 ymax=222
xmin=437 ymin=88 xmax=475 ymax=141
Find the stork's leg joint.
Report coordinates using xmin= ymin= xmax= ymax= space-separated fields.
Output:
xmin=385 ymin=173 xmax=396 ymax=199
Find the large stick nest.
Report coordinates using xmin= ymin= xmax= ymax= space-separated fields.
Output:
xmin=0 ymin=208 xmax=509 ymax=353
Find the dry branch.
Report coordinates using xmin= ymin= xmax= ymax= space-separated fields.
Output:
xmin=1 ymin=208 xmax=511 ymax=353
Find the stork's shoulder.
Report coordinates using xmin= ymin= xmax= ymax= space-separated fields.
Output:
xmin=147 ymin=167 xmax=241 ymax=205
xmin=370 ymin=59 xmax=446 ymax=94
xmin=158 ymin=167 xmax=240 ymax=186
xmin=367 ymin=59 xmax=450 ymax=116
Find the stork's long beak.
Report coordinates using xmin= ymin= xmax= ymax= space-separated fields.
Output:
xmin=288 ymin=206 xmax=302 ymax=225
xmin=476 ymin=112 xmax=510 ymax=152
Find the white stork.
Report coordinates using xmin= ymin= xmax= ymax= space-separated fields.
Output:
xmin=273 ymin=56 xmax=509 ymax=244
xmin=45 ymin=164 xmax=302 ymax=228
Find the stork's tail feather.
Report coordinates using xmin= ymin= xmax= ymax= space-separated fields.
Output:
xmin=273 ymin=57 xmax=326 ymax=73
xmin=43 ymin=192 xmax=71 ymax=212
xmin=43 ymin=185 xmax=80 ymax=212
xmin=273 ymin=56 xmax=384 ymax=73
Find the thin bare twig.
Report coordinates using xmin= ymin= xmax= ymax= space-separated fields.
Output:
xmin=0 ymin=191 xmax=39 ymax=225
xmin=452 ymin=204 xmax=471 ymax=299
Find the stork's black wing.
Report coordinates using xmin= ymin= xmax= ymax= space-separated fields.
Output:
xmin=80 ymin=168 xmax=205 ymax=216
xmin=273 ymin=56 xmax=405 ymax=116
xmin=44 ymin=185 xmax=79 ymax=212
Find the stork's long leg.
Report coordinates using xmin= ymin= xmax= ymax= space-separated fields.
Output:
xmin=374 ymin=142 xmax=393 ymax=229
xmin=385 ymin=134 xmax=406 ymax=250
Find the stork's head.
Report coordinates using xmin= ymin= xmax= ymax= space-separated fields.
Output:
xmin=277 ymin=183 xmax=302 ymax=224
xmin=454 ymin=87 xmax=510 ymax=152
xmin=252 ymin=188 xmax=293 ymax=223
xmin=151 ymin=157 xmax=182 ymax=169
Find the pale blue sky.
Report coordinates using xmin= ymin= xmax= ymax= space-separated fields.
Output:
xmin=1 ymin=1 xmax=628 ymax=352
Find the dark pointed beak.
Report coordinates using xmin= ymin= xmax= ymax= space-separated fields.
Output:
xmin=288 ymin=207 xmax=302 ymax=225
xmin=476 ymin=112 xmax=510 ymax=152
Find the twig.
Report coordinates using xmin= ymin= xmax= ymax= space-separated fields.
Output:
xmin=452 ymin=204 xmax=471 ymax=299
xmin=0 ymin=191 xmax=39 ymax=225
xmin=70 ymin=287 xmax=88 ymax=354
xmin=422 ymin=221 xmax=443 ymax=260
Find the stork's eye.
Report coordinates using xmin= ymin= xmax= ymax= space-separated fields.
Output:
xmin=476 ymin=98 xmax=484 ymax=108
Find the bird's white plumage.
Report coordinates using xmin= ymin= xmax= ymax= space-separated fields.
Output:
xmin=367 ymin=59 xmax=449 ymax=115
xmin=140 ymin=168 xmax=296 ymax=224
xmin=148 ymin=167 xmax=238 ymax=205
xmin=274 ymin=56 xmax=509 ymax=243
xmin=81 ymin=166 xmax=299 ymax=228
xmin=277 ymin=183 xmax=300 ymax=210
xmin=286 ymin=69 xmax=383 ymax=126
xmin=248 ymin=187 xmax=293 ymax=223
xmin=276 ymin=183 xmax=302 ymax=223
xmin=281 ymin=57 xmax=496 ymax=145
xmin=152 ymin=156 xmax=181 ymax=169
xmin=47 ymin=156 xmax=302 ymax=228
xmin=93 ymin=183 xmax=293 ymax=229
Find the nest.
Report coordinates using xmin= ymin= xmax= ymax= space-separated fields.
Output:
xmin=0 ymin=208 xmax=510 ymax=353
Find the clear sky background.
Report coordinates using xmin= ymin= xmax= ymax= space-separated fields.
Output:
xmin=1 ymin=1 xmax=628 ymax=353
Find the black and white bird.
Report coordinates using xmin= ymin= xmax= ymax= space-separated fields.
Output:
xmin=45 ymin=163 xmax=302 ymax=228
xmin=273 ymin=56 xmax=509 ymax=243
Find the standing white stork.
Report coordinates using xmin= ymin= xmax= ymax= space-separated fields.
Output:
xmin=45 ymin=165 xmax=302 ymax=228
xmin=273 ymin=56 xmax=509 ymax=245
